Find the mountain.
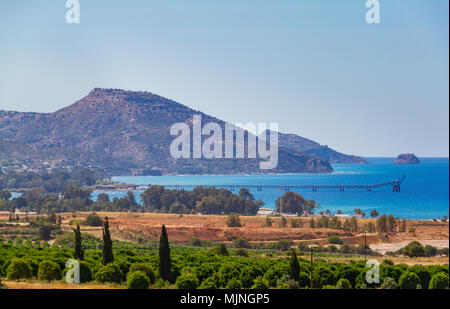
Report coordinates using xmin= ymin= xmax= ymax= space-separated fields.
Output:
xmin=0 ymin=88 xmax=363 ymax=175
xmin=277 ymin=133 xmax=368 ymax=164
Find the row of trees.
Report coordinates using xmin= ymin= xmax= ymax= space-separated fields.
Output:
xmin=141 ymin=186 xmax=264 ymax=215
xmin=377 ymin=214 xmax=406 ymax=233
xmin=1 ymin=184 xmax=268 ymax=216
xmin=305 ymin=213 xmax=410 ymax=234
xmin=0 ymin=169 xmax=100 ymax=192
xmin=274 ymin=191 xmax=316 ymax=215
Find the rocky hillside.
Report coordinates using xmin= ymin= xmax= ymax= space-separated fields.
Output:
xmin=277 ymin=133 xmax=368 ymax=164
xmin=0 ymin=88 xmax=339 ymax=175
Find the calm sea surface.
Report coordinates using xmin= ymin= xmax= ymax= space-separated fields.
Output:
xmin=91 ymin=158 xmax=448 ymax=220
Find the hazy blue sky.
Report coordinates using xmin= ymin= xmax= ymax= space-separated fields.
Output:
xmin=0 ymin=0 xmax=448 ymax=157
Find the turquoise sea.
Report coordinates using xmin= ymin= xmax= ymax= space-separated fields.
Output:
xmin=92 ymin=158 xmax=448 ymax=220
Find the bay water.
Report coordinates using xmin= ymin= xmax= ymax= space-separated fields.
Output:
xmin=92 ymin=158 xmax=448 ymax=220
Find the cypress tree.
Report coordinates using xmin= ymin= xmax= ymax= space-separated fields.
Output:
xmin=377 ymin=214 xmax=387 ymax=233
xmin=280 ymin=216 xmax=287 ymax=228
xmin=73 ymin=224 xmax=84 ymax=260
xmin=158 ymin=224 xmax=172 ymax=281
xmin=387 ymin=215 xmax=397 ymax=233
xmin=289 ymin=249 xmax=300 ymax=281
xmin=217 ymin=243 xmax=229 ymax=256
xmin=264 ymin=216 xmax=272 ymax=227
xmin=399 ymin=218 xmax=407 ymax=233
xmin=102 ymin=217 xmax=114 ymax=265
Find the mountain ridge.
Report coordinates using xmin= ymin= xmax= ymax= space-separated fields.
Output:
xmin=0 ymin=88 xmax=365 ymax=175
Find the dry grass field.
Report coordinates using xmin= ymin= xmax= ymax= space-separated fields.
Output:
xmin=55 ymin=212 xmax=449 ymax=251
xmin=1 ymin=210 xmax=448 ymax=257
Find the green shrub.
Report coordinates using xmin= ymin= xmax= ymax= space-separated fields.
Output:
xmin=38 ymin=223 xmax=56 ymax=241
xmin=402 ymin=241 xmax=425 ymax=257
xmin=298 ymin=272 xmax=310 ymax=288
xmin=438 ymin=247 xmax=449 ymax=257
xmin=381 ymin=277 xmax=398 ymax=289
xmin=212 ymin=244 xmax=229 ymax=256
xmin=225 ymin=278 xmax=242 ymax=289
xmin=428 ymin=272 xmax=449 ymax=289
xmin=192 ymin=264 xmax=216 ymax=283
xmin=315 ymin=266 xmax=337 ymax=288
xmin=115 ymin=259 xmax=131 ymax=281
xmin=68 ymin=219 xmax=84 ymax=226
xmin=127 ymin=271 xmax=150 ymax=289
xmin=235 ymin=249 xmax=249 ymax=257
xmin=94 ymin=263 xmax=123 ymax=284
xmin=340 ymin=266 xmax=360 ymax=288
xmin=37 ymin=261 xmax=61 ymax=281
xmin=233 ymin=238 xmax=250 ymax=249
xmin=338 ymin=244 xmax=351 ymax=254
xmin=336 ymin=278 xmax=352 ymax=289
xmin=7 ymin=259 xmax=32 ymax=280
xmin=226 ymin=213 xmax=242 ymax=227
xmin=85 ymin=213 xmax=103 ymax=227
xmin=264 ymin=265 xmax=288 ymax=287
xmin=276 ymin=275 xmax=299 ymax=289
xmin=423 ymin=245 xmax=438 ymax=257
xmin=271 ymin=239 xmax=293 ymax=251
xmin=176 ymin=273 xmax=199 ymax=289
xmin=276 ymin=282 xmax=290 ymax=289
xmin=297 ymin=242 xmax=309 ymax=252
xmin=128 ymin=263 xmax=156 ymax=284
xmin=328 ymin=235 xmax=343 ymax=245
xmin=380 ymin=265 xmax=404 ymax=284
xmin=410 ymin=265 xmax=431 ymax=289
xmin=251 ymin=277 xmax=269 ymax=289
xmin=217 ymin=263 xmax=241 ymax=287
xmin=78 ymin=261 xmax=92 ymax=283
xmin=188 ymin=236 xmax=202 ymax=247
xmin=154 ymin=278 xmax=171 ymax=289
xmin=322 ymin=285 xmax=336 ymax=289
xmin=399 ymin=271 xmax=421 ymax=289
xmin=198 ymin=277 xmax=218 ymax=289
xmin=328 ymin=245 xmax=337 ymax=253
xmin=240 ymin=265 xmax=263 ymax=288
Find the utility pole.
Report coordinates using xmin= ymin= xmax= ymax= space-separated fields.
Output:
xmin=279 ymin=187 xmax=283 ymax=215
xmin=364 ymin=231 xmax=367 ymax=260
xmin=310 ymin=245 xmax=314 ymax=289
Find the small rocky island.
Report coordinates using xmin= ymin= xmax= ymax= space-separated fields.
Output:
xmin=393 ymin=153 xmax=420 ymax=164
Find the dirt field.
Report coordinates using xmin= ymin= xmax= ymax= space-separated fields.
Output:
xmin=1 ymin=211 xmax=447 ymax=256
xmin=62 ymin=212 xmax=356 ymax=243
xmin=58 ymin=212 xmax=449 ymax=252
